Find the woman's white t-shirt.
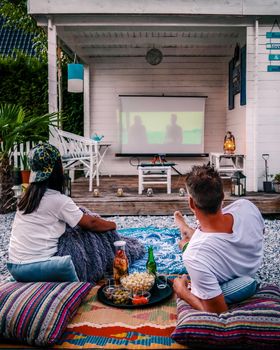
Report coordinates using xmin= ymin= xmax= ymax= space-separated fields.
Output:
xmin=8 ymin=189 xmax=83 ymax=263
xmin=183 ymin=199 xmax=264 ymax=300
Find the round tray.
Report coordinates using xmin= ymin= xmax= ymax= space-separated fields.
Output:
xmin=97 ymin=279 xmax=173 ymax=308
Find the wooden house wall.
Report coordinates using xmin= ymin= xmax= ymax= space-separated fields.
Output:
xmin=88 ymin=56 xmax=228 ymax=175
xmin=246 ymin=23 xmax=280 ymax=191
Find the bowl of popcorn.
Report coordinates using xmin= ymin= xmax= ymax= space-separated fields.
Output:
xmin=120 ymin=272 xmax=155 ymax=293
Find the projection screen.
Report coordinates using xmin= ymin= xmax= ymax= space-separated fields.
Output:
xmin=119 ymin=96 xmax=206 ymax=154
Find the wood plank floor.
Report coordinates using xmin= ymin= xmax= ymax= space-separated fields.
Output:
xmin=71 ymin=175 xmax=280 ymax=216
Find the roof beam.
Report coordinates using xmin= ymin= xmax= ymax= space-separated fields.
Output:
xmin=58 ymin=34 xmax=240 ymax=48
xmin=33 ymin=14 xmax=256 ymax=28
xmin=74 ymin=46 xmax=234 ymax=58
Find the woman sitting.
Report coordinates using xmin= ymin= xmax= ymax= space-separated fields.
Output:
xmin=7 ymin=142 xmax=144 ymax=283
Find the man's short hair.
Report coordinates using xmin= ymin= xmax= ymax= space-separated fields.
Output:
xmin=185 ymin=165 xmax=224 ymax=214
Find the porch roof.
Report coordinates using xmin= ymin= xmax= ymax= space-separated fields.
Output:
xmin=28 ymin=0 xmax=280 ymax=63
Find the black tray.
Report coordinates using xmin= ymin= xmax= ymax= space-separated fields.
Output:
xmin=97 ymin=279 xmax=173 ymax=308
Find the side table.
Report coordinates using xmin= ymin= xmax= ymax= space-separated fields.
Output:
xmin=138 ymin=164 xmax=174 ymax=194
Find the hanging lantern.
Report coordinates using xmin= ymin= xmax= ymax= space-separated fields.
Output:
xmin=67 ymin=63 xmax=84 ymax=93
xmin=223 ymin=131 xmax=236 ymax=154
xmin=231 ymin=171 xmax=246 ymax=197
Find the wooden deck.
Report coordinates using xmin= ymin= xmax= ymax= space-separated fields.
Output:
xmin=72 ymin=175 xmax=280 ymax=216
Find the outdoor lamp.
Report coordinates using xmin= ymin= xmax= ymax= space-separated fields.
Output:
xmin=231 ymin=171 xmax=246 ymax=197
xmin=223 ymin=131 xmax=236 ymax=154
xmin=67 ymin=63 xmax=84 ymax=93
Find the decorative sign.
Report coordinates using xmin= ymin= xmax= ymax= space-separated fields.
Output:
xmin=266 ymin=19 xmax=280 ymax=71
xmin=267 ymin=65 xmax=280 ymax=72
xmin=266 ymin=43 xmax=280 ymax=50
xmin=269 ymin=54 xmax=280 ymax=60
xmin=266 ymin=32 xmax=280 ymax=38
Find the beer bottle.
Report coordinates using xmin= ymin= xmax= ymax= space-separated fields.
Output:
xmin=146 ymin=246 xmax=157 ymax=275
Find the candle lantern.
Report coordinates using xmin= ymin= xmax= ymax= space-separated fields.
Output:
xmin=224 ymin=131 xmax=236 ymax=154
xmin=231 ymin=171 xmax=246 ymax=197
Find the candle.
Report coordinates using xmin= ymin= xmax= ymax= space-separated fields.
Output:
xmin=234 ymin=184 xmax=243 ymax=196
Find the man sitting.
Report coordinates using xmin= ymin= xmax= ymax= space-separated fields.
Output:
xmin=173 ymin=165 xmax=264 ymax=314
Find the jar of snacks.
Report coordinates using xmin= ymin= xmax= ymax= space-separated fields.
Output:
xmin=113 ymin=240 xmax=129 ymax=284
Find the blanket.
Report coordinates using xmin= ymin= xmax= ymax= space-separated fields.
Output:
xmin=56 ymin=227 xmax=145 ymax=283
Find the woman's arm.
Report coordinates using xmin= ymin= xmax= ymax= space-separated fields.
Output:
xmin=78 ymin=214 xmax=116 ymax=232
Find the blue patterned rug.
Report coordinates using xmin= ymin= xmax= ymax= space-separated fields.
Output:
xmin=118 ymin=226 xmax=186 ymax=275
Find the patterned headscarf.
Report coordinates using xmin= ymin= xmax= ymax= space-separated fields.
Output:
xmin=28 ymin=143 xmax=61 ymax=183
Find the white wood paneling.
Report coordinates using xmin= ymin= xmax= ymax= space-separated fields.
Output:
xmin=29 ymin=0 xmax=280 ymax=16
xmin=89 ymin=56 xmax=228 ymax=175
xmin=246 ymin=22 xmax=280 ymax=191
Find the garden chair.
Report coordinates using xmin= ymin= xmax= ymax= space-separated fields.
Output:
xmin=49 ymin=126 xmax=99 ymax=191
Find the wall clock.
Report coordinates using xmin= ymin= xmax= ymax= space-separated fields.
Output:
xmin=145 ymin=48 xmax=163 ymax=65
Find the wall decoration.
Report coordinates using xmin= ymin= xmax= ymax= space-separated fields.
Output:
xmin=266 ymin=19 xmax=280 ymax=72
xmin=228 ymin=44 xmax=246 ymax=110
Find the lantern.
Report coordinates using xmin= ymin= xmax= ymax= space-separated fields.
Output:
xmin=224 ymin=131 xmax=236 ymax=154
xmin=231 ymin=171 xmax=246 ymax=197
xmin=67 ymin=63 xmax=84 ymax=93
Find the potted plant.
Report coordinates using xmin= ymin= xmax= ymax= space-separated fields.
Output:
xmin=273 ymin=174 xmax=280 ymax=193
xmin=0 ymin=103 xmax=59 ymax=213
xmin=20 ymin=154 xmax=31 ymax=184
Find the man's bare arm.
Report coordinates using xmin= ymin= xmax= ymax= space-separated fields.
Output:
xmin=173 ymin=276 xmax=228 ymax=314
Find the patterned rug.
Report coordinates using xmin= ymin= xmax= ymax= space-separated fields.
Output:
xmin=55 ymin=285 xmax=186 ymax=349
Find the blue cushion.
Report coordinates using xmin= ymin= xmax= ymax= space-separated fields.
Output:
xmin=221 ymin=276 xmax=257 ymax=304
xmin=7 ymin=255 xmax=79 ymax=282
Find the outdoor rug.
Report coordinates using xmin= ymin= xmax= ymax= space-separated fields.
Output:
xmin=55 ymin=285 xmax=186 ymax=349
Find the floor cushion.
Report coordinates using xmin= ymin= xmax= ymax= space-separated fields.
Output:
xmin=171 ymin=285 xmax=280 ymax=349
xmin=0 ymin=281 xmax=92 ymax=347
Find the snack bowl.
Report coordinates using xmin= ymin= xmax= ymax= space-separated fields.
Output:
xmin=103 ymin=286 xmax=116 ymax=300
xmin=121 ymin=272 xmax=155 ymax=293
xmin=130 ymin=291 xmax=151 ymax=305
xmin=111 ymin=286 xmax=131 ymax=305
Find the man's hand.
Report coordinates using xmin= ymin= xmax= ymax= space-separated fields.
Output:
xmin=173 ymin=275 xmax=228 ymax=314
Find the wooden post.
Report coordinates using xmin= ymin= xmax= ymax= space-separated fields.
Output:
xmin=84 ymin=64 xmax=90 ymax=137
xmin=48 ymin=18 xmax=58 ymax=116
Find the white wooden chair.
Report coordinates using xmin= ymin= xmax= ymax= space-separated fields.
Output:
xmin=49 ymin=126 xmax=99 ymax=191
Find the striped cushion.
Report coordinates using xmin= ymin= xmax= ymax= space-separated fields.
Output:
xmin=0 ymin=281 xmax=92 ymax=346
xmin=171 ymin=285 xmax=280 ymax=348
xmin=221 ymin=276 xmax=257 ymax=304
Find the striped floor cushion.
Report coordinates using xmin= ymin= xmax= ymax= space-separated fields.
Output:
xmin=171 ymin=285 xmax=280 ymax=348
xmin=0 ymin=281 xmax=92 ymax=347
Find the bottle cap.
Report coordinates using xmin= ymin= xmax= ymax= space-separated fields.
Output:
xmin=113 ymin=240 xmax=126 ymax=247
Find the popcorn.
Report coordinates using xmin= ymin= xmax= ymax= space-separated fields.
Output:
xmin=121 ymin=272 xmax=155 ymax=292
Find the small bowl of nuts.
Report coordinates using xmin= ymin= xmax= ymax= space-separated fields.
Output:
xmin=120 ymin=272 xmax=155 ymax=293
xmin=111 ymin=286 xmax=131 ymax=305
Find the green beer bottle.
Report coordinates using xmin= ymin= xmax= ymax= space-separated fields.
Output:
xmin=146 ymin=246 xmax=157 ymax=275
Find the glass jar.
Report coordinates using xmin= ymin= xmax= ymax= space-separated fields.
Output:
xmin=113 ymin=240 xmax=129 ymax=284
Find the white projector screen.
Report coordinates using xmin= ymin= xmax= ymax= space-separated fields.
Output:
xmin=119 ymin=96 xmax=206 ymax=154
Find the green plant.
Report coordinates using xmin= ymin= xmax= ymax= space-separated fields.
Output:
xmin=273 ymin=173 xmax=280 ymax=183
xmin=0 ymin=103 xmax=59 ymax=213
xmin=20 ymin=153 xmax=30 ymax=170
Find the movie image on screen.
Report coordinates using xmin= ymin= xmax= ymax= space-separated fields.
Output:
xmin=119 ymin=96 xmax=206 ymax=154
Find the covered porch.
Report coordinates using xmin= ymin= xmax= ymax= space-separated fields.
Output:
xmin=28 ymin=0 xmax=280 ymax=192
